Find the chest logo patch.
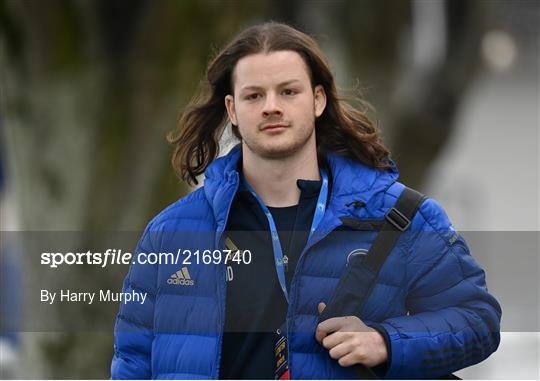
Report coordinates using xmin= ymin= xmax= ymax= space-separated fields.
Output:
xmin=346 ymin=248 xmax=368 ymax=265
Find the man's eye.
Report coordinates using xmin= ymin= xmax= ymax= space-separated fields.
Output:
xmin=282 ymin=89 xmax=297 ymax=96
xmin=246 ymin=93 xmax=260 ymax=100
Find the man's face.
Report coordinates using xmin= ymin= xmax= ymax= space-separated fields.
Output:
xmin=225 ymin=50 xmax=326 ymax=159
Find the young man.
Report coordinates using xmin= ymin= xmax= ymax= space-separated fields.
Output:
xmin=111 ymin=22 xmax=501 ymax=379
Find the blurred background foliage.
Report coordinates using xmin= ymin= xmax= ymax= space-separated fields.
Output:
xmin=0 ymin=0 xmax=537 ymax=378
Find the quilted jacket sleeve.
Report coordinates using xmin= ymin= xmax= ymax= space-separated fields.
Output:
xmin=380 ymin=198 xmax=502 ymax=379
xmin=111 ymin=229 xmax=157 ymax=379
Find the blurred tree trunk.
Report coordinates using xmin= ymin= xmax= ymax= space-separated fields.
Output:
xmin=0 ymin=0 xmax=257 ymax=378
xmin=389 ymin=0 xmax=486 ymax=188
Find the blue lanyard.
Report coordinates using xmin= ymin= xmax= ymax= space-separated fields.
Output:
xmin=242 ymin=169 xmax=329 ymax=303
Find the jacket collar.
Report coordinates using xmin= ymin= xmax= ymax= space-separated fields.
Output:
xmin=324 ymin=151 xmax=399 ymax=218
xmin=203 ymin=144 xmax=399 ymax=223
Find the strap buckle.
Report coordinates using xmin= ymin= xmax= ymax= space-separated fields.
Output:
xmin=385 ymin=207 xmax=411 ymax=231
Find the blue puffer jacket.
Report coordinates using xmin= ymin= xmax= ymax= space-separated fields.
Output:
xmin=111 ymin=146 xmax=501 ymax=379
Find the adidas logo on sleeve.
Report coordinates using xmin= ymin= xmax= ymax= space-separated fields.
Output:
xmin=167 ymin=267 xmax=195 ymax=286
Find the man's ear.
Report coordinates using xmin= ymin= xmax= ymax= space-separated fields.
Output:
xmin=225 ymin=94 xmax=238 ymax=126
xmin=314 ymin=85 xmax=327 ymax=118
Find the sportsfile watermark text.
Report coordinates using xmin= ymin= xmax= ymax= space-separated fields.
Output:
xmin=40 ymin=248 xmax=252 ymax=268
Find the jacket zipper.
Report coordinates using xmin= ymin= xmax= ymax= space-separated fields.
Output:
xmin=213 ymin=172 xmax=239 ymax=379
xmin=286 ymin=217 xmax=343 ymax=378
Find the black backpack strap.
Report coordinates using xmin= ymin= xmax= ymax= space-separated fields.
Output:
xmin=318 ymin=187 xmax=426 ymax=379
xmin=363 ymin=187 xmax=427 ymax=272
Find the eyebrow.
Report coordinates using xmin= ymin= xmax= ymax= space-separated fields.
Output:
xmin=239 ymin=79 xmax=303 ymax=92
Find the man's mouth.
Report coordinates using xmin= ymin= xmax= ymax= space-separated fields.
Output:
xmin=261 ymin=123 xmax=289 ymax=131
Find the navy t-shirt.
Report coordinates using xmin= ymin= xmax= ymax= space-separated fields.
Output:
xmin=219 ymin=178 xmax=322 ymax=379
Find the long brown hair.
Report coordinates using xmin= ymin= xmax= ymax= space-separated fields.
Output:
xmin=168 ymin=21 xmax=392 ymax=185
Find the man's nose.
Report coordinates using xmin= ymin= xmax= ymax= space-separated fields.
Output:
xmin=262 ymin=93 xmax=283 ymax=117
